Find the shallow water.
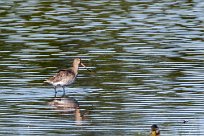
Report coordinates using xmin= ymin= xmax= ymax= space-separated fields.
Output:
xmin=0 ymin=0 xmax=204 ymax=135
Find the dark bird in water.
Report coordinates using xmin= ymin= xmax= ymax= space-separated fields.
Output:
xmin=182 ymin=120 xmax=189 ymax=124
xmin=150 ymin=124 xmax=160 ymax=136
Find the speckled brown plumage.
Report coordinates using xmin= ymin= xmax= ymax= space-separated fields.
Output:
xmin=47 ymin=69 xmax=76 ymax=85
xmin=44 ymin=58 xmax=87 ymax=96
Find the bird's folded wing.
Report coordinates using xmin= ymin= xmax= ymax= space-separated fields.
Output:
xmin=49 ymin=69 xmax=75 ymax=82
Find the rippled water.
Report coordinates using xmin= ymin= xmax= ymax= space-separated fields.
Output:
xmin=0 ymin=0 xmax=204 ymax=135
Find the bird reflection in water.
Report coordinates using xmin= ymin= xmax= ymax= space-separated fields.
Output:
xmin=48 ymin=94 xmax=89 ymax=125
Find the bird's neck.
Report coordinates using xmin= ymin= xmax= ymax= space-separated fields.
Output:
xmin=72 ymin=65 xmax=79 ymax=75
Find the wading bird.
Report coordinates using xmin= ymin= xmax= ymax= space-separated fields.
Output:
xmin=44 ymin=58 xmax=89 ymax=95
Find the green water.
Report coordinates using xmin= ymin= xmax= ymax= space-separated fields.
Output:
xmin=0 ymin=0 xmax=204 ymax=135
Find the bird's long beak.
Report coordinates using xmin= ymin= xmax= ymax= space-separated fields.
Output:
xmin=80 ymin=62 xmax=91 ymax=72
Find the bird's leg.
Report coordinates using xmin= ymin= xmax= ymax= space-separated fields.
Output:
xmin=62 ymin=86 xmax=66 ymax=96
xmin=54 ymin=86 xmax=57 ymax=97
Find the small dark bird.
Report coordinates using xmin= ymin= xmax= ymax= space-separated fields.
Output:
xmin=183 ymin=120 xmax=189 ymax=124
xmin=150 ymin=124 xmax=160 ymax=136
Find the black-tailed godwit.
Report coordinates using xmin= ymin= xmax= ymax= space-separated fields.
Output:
xmin=44 ymin=58 xmax=88 ymax=95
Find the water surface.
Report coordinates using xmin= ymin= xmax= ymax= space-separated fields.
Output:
xmin=0 ymin=0 xmax=204 ymax=135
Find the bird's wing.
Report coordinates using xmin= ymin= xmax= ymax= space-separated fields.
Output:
xmin=47 ymin=69 xmax=75 ymax=83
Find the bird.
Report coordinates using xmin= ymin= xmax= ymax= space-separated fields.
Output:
xmin=150 ymin=124 xmax=160 ymax=136
xmin=182 ymin=120 xmax=188 ymax=124
xmin=44 ymin=58 xmax=88 ymax=96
